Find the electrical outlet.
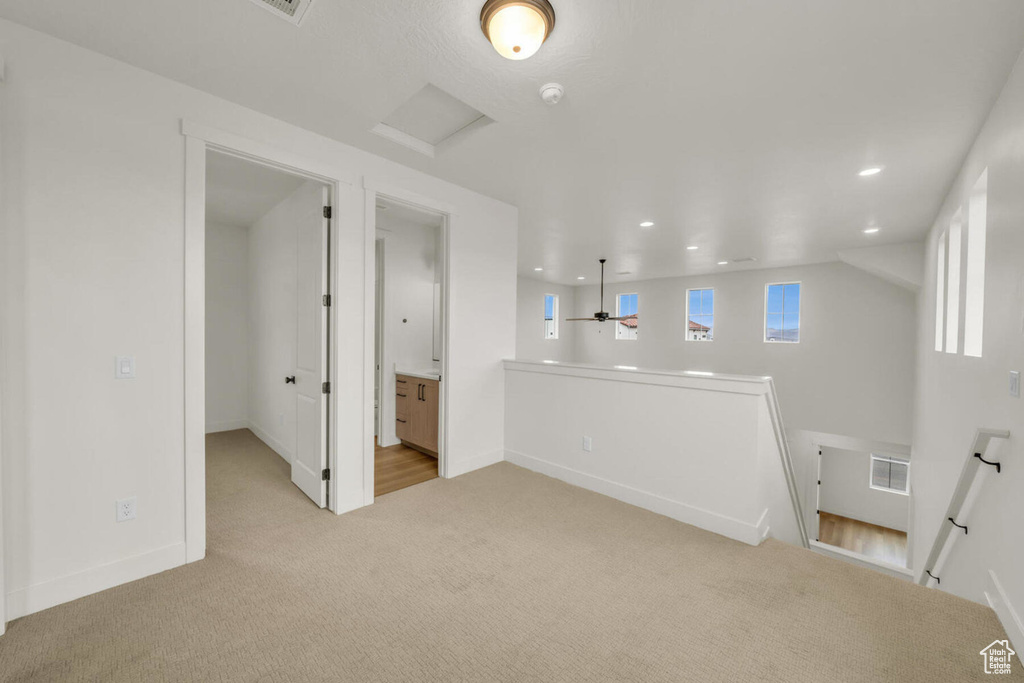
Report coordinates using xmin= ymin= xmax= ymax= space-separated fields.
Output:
xmin=115 ymin=355 xmax=135 ymax=379
xmin=116 ymin=497 xmax=137 ymax=522
xmin=1011 ymin=371 xmax=1021 ymax=399
xmin=583 ymin=436 xmax=592 ymax=452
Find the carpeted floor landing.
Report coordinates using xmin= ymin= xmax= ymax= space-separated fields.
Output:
xmin=0 ymin=428 xmax=1017 ymax=682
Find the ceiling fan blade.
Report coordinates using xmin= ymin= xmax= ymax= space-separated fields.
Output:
xmin=565 ymin=317 xmax=599 ymax=321
xmin=605 ymin=317 xmax=632 ymax=321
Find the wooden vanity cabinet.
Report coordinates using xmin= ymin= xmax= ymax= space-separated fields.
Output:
xmin=395 ymin=374 xmax=439 ymax=456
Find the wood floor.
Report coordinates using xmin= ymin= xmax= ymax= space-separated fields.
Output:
xmin=818 ymin=511 xmax=908 ymax=567
xmin=375 ymin=441 xmax=438 ymax=497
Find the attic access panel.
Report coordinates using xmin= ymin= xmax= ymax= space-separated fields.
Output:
xmin=246 ymin=0 xmax=317 ymax=25
xmin=373 ymin=84 xmax=492 ymax=157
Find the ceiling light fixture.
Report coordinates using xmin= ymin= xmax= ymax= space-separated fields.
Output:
xmin=863 ymin=227 xmax=880 ymax=234
xmin=534 ymin=267 xmax=543 ymax=271
xmin=859 ymin=167 xmax=883 ymax=177
xmin=577 ymin=276 xmax=585 ymax=280
xmin=480 ymin=0 xmax=556 ymax=61
xmin=686 ymin=245 xmax=698 ymax=251
xmin=640 ymin=221 xmax=654 ymax=227
xmin=717 ymin=261 xmax=729 ymax=265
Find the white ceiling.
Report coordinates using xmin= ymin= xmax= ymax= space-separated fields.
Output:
xmin=206 ymin=151 xmax=306 ymax=228
xmin=6 ymin=1 xmax=1024 ymax=284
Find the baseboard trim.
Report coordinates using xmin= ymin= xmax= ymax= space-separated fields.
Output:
xmin=504 ymin=450 xmax=763 ymax=545
xmin=205 ymin=419 xmax=249 ymax=434
xmin=756 ymin=508 xmax=771 ymax=542
xmin=985 ymin=569 xmax=1024 ymax=653
xmin=5 ymin=542 xmax=187 ymax=622
xmin=446 ymin=449 xmax=505 ymax=478
xmin=248 ymin=422 xmax=292 ymax=463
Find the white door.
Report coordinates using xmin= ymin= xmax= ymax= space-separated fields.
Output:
xmin=292 ymin=185 xmax=330 ymax=507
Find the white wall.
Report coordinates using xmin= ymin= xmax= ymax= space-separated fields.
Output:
xmin=504 ymin=361 xmax=799 ymax=546
xmin=376 ymin=217 xmax=439 ymax=447
xmin=911 ymin=43 xmax=1024 ymax=642
xmin=819 ymin=446 xmax=908 ymax=532
xmin=205 ymin=223 xmax=249 ymax=433
xmin=515 ymin=277 xmax=576 ymax=362
xmin=0 ymin=18 xmax=516 ymax=621
xmin=246 ymin=181 xmax=323 ymax=461
xmin=570 ymin=261 xmax=917 ymax=446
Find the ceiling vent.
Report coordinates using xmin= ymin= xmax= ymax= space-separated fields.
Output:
xmin=246 ymin=0 xmax=317 ymax=26
xmin=372 ymin=84 xmax=492 ymax=158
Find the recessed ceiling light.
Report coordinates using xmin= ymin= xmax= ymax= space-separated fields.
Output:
xmin=863 ymin=227 xmax=880 ymax=234
xmin=685 ymin=371 xmax=715 ymax=377
xmin=577 ymin=276 xmax=586 ymax=280
xmin=717 ymin=261 xmax=729 ymax=265
xmin=480 ymin=0 xmax=555 ymax=61
xmin=542 ymin=359 xmax=558 ymax=364
xmin=859 ymin=167 xmax=883 ymax=177
xmin=534 ymin=267 xmax=543 ymax=271
xmin=640 ymin=221 xmax=654 ymax=227
xmin=686 ymin=245 xmax=698 ymax=251
xmin=614 ymin=365 xmax=638 ymax=370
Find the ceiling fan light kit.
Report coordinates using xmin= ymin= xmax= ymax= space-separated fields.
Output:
xmin=480 ymin=0 xmax=556 ymax=60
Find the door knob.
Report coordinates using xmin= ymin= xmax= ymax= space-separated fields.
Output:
xmin=285 ymin=376 xmax=296 ymax=384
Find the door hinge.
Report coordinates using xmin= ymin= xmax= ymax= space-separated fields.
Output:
xmin=322 ymin=381 xmax=331 ymax=394
xmin=322 ymin=468 xmax=330 ymax=481
xmin=323 ymin=206 xmax=332 ymax=219
xmin=322 ymin=294 xmax=331 ymax=306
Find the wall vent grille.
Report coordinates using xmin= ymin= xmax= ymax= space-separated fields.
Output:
xmin=246 ymin=0 xmax=316 ymax=25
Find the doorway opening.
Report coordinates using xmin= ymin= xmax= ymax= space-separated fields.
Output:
xmin=373 ymin=196 xmax=447 ymax=498
xmin=814 ymin=445 xmax=910 ymax=568
xmin=204 ymin=150 xmax=333 ymax=510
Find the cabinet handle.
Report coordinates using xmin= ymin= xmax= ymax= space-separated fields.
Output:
xmin=396 ymin=379 xmax=407 ymax=384
xmin=396 ymin=393 xmax=407 ymax=398
xmin=419 ymin=384 xmax=425 ymax=401
xmin=396 ymin=418 xmax=407 ymax=423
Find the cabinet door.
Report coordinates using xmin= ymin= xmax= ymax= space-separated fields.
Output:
xmin=419 ymin=380 xmax=439 ymax=453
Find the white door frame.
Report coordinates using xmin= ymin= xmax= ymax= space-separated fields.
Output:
xmin=363 ymin=183 xmax=453 ymax=503
xmin=181 ymin=120 xmax=365 ymax=562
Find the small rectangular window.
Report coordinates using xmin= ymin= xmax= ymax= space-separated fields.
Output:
xmin=870 ymin=454 xmax=909 ymax=495
xmin=964 ymin=170 xmax=987 ymax=358
xmin=765 ymin=282 xmax=800 ymax=343
xmin=616 ymin=293 xmax=638 ymax=340
xmin=686 ymin=288 xmax=714 ymax=341
xmin=543 ymin=294 xmax=558 ymax=340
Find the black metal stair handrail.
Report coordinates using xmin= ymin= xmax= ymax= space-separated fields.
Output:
xmin=974 ymin=452 xmax=1001 ymax=473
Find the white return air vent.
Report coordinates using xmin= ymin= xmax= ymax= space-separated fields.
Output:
xmin=246 ymin=0 xmax=317 ymax=25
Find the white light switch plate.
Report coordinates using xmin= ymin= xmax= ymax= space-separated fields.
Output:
xmin=1011 ymin=371 xmax=1020 ymax=399
xmin=583 ymin=436 xmax=592 ymax=452
xmin=115 ymin=355 xmax=135 ymax=379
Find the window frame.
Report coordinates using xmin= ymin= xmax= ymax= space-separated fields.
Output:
xmin=615 ymin=292 xmax=639 ymax=341
xmin=868 ymin=454 xmax=910 ymax=496
xmin=543 ymin=293 xmax=559 ymax=340
xmin=764 ymin=281 xmax=802 ymax=344
xmin=685 ymin=287 xmax=715 ymax=342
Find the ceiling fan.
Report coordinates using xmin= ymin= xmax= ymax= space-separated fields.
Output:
xmin=566 ymin=259 xmax=634 ymax=322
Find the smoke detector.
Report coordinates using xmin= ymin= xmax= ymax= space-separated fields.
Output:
xmin=246 ymin=0 xmax=318 ymax=26
xmin=540 ymin=83 xmax=564 ymax=105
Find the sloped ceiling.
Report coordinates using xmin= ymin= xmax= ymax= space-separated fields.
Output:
xmin=2 ymin=0 xmax=1023 ymax=283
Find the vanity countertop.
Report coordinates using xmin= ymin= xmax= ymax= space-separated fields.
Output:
xmin=396 ymin=368 xmax=441 ymax=381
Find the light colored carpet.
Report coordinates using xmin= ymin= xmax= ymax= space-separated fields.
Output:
xmin=0 ymin=428 xmax=1017 ymax=682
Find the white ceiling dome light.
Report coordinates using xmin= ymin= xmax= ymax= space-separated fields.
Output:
xmin=540 ymin=83 xmax=564 ymax=105
xmin=480 ymin=0 xmax=556 ymax=61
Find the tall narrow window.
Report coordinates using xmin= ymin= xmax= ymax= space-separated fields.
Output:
xmin=935 ymin=231 xmax=946 ymax=352
xmin=686 ymin=288 xmax=714 ymax=341
xmin=765 ymin=283 xmax=800 ymax=343
xmin=544 ymin=294 xmax=558 ymax=340
xmin=946 ymin=210 xmax=963 ymax=355
xmin=964 ymin=169 xmax=988 ymax=358
xmin=616 ymin=293 xmax=638 ymax=340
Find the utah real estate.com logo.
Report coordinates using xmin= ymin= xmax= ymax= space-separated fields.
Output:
xmin=980 ymin=640 xmax=1015 ymax=675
